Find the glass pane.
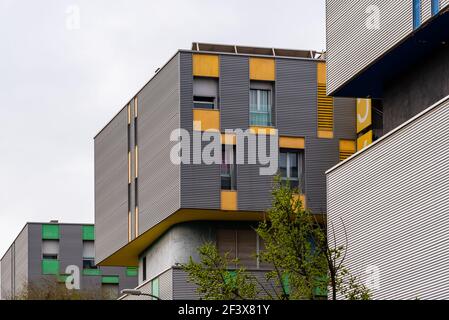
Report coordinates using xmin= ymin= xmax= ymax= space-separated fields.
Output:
xmin=250 ymin=90 xmax=258 ymax=111
xmin=289 ymin=153 xmax=298 ymax=178
xmin=280 ymin=152 xmax=287 ymax=178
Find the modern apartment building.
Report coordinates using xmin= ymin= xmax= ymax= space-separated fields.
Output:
xmin=0 ymin=222 xmax=137 ymax=300
xmin=325 ymin=1 xmax=449 ymax=299
xmin=94 ymin=42 xmax=358 ymax=300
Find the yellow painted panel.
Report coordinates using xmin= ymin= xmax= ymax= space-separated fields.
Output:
xmin=318 ymin=130 xmax=334 ymax=139
xmin=193 ymin=109 xmax=220 ymax=132
xmin=135 ymin=207 xmax=139 ymax=237
xmin=193 ymin=54 xmax=219 ymax=78
xmin=317 ymin=62 xmax=327 ymax=84
xmin=250 ymin=58 xmax=275 ymax=81
xmin=339 ymin=140 xmax=356 ymax=161
xmin=97 ymin=209 xmax=266 ymax=267
xmin=249 ymin=126 xmax=277 ymax=135
xmin=292 ymin=194 xmax=307 ymax=209
xmin=221 ymin=191 xmax=238 ymax=211
xmin=357 ymin=130 xmax=373 ymax=151
xmin=221 ymin=133 xmax=236 ymax=145
xmin=279 ymin=136 xmax=305 ymax=149
xmin=357 ymin=98 xmax=372 ymax=133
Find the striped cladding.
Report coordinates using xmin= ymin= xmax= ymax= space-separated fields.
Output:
xmin=317 ymin=84 xmax=334 ymax=131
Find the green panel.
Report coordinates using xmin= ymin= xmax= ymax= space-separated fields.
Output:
xmin=126 ymin=267 xmax=138 ymax=277
xmin=82 ymin=225 xmax=95 ymax=241
xmin=42 ymin=224 xmax=59 ymax=240
xmin=42 ymin=259 xmax=59 ymax=275
xmin=152 ymin=277 xmax=159 ymax=298
xmin=83 ymin=269 xmax=101 ymax=276
xmin=102 ymin=276 xmax=119 ymax=284
xmin=282 ymin=274 xmax=291 ymax=295
xmin=58 ymin=274 xmax=69 ymax=283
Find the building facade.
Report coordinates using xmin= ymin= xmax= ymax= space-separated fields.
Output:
xmin=0 ymin=222 xmax=137 ymax=300
xmin=326 ymin=1 xmax=449 ymax=299
xmin=94 ymin=43 xmax=358 ymax=299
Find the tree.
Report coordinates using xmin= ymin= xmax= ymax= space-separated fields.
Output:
xmin=182 ymin=177 xmax=371 ymax=300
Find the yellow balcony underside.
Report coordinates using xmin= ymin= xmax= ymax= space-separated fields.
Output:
xmin=98 ymin=208 xmax=266 ymax=267
xmin=193 ymin=109 xmax=220 ymax=131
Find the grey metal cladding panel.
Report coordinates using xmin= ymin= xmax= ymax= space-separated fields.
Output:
xmin=275 ymin=58 xmax=317 ymax=137
xmin=180 ymin=52 xmax=193 ymax=131
xmin=14 ymin=225 xmax=28 ymax=293
xmin=59 ymin=225 xmax=83 ymax=271
xmin=181 ymin=140 xmax=221 ymax=209
xmin=326 ymin=0 xmax=414 ymax=95
xmin=159 ymin=268 xmax=173 ymax=300
xmin=172 ymin=268 xmax=199 ymax=300
xmin=327 ymin=97 xmax=449 ymax=299
xmin=138 ymin=54 xmax=181 ymax=234
xmin=1 ymin=247 xmax=12 ymax=299
xmin=27 ymin=224 xmax=42 ymax=283
xmin=238 ymin=138 xmax=275 ymax=212
xmin=305 ymin=137 xmax=339 ymax=214
xmin=334 ymin=97 xmax=356 ymax=139
xmin=95 ymin=107 xmax=129 ymax=264
xmin=220 ymin=55 xmax=250 ymax=130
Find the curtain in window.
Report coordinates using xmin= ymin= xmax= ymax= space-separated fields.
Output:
xmin=250 ymin=89 xmax=272 ymax=126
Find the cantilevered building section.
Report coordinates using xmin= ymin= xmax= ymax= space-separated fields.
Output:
xmin=0 ymin=222 xmax=137 ymax=300
xmin=94 ymin=43 xmax=358 ymax=300
xmin=326 ymin=1 xmax=449 ymax=299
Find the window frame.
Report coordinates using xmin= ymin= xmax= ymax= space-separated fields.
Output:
xmin=221 ymin=145 xmax=237 ymax=191
xmin=249 ymin=88 xmax=273 ymax=127
xmin=279 ymin=149 xmax=304 ymax=192
xmin=193 ymin=95 xmax=217 ymax=110
xmin=413 ymin=0 xmax=422 ymax=29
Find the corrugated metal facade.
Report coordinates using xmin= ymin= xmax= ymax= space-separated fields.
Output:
xmin=326 ymin=0 xmax=449 ymax=95
xmin=1 ymin=247 xmax=13 ymax=299
xmin=13 ymin=226 xmax=28 ymax=295
xmin=137 ymin=54 xmax=181 ymax=233
xmin=95 ymin=108 xmax=129 ymax=264
xmin=327 ymin=96 xmax=449 ymax=299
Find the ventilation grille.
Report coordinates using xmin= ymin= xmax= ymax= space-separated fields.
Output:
xmin=317 ymin=84 xmax=334 ymax=132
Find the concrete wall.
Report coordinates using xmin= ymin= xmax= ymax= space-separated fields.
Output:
xmin=383 ymin=44 xmax=449 ymax=133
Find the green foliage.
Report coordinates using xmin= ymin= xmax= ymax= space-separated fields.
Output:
xmin=182 ymin=177 xmax=371 ymax=301
xmin=256 ymin=177 xmax=328 ymax=300
xmin=182 ymin=243 xmax=259 ymax=300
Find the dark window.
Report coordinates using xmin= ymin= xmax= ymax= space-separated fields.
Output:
xmin=372 ymin=99 xmax=384 ymax=141
xmin=42 ymin=254 xmax=58 ymax=260
xmin=194 ymin=96 xmax=216 ymax=109
xmin=280 ymin=149 xmax=304 ymax=192
xmin=83 ymin=258 xmax=97 ymax=270
xmin=217 ymin=227 xmax=257 ymax=269
xmin=142 ymin=256 xmax=147 ymax=282
xmin=250 ymin=89 xmax=272 ymax=126
xmin=221 ymin=146 xmax=236 ymax=190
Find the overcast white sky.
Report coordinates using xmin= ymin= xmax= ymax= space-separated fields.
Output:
xmin=0 ymin=0 xmax=325 ymax=256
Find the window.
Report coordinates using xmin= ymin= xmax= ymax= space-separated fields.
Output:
xmin=193 ymin=96 xmax=216 ymax=109
xmin=250 ymin=89 xmax=272 ymax=126
xmin=142 ymin=256 xmax=147 ymax=282
xmin=280 ymin=150 xmax=304 ymax=192
xmin=217 ymin=227 xmax=258 ymax=269
xmin=413 ymin=0 xmax=421 ymax=29
xmin=42 ymin=240 xmax=59 ymax=259
xmin=193 ymin=77 xmax=218 ymax=109
xmin=83 ymin=259 xmax=97 ymax=270
xmin=43 ymin=254 xmax=58 ymax=260
xmin=432 ymin=0 xmax=440 ymax=16
xmin=221 ymin=146 xmax=236 ymax=190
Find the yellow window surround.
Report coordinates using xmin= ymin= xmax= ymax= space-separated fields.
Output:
xmin=135 ymin=146 xmax=139 ymax=178
xmin=135 ymin=207 xmax=139 ymax=238
xmin=221 ymin=133 xmax=237 ymax=145
xmin=279 ymin=136 xmax=305 ymax=149
xmin=317 ymin=62 xmax=327 ymax=85
xmin=249 ymin=57 xmax=275 ymax=81
xmin=128 ymin=211 xmax=132 ymax=242
xmin=128 ymin=152 xmax=132 ymax=184
xmin=193 ymin=54 xmax=220 ymax=78
xmin=339 ymin=140 xmax=356 ymax=161
xmin=221 ymin=190 xmax=238 ymax=211
xmin=193 ymin=109 xmax=220 ymax=132
xmin=292 ymin=193 xmax=307 ymax=210
xmin=134 ymin=97 xmax=138 ymax=118
xmin=249 ymin=126 xmax=277 ymax=135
